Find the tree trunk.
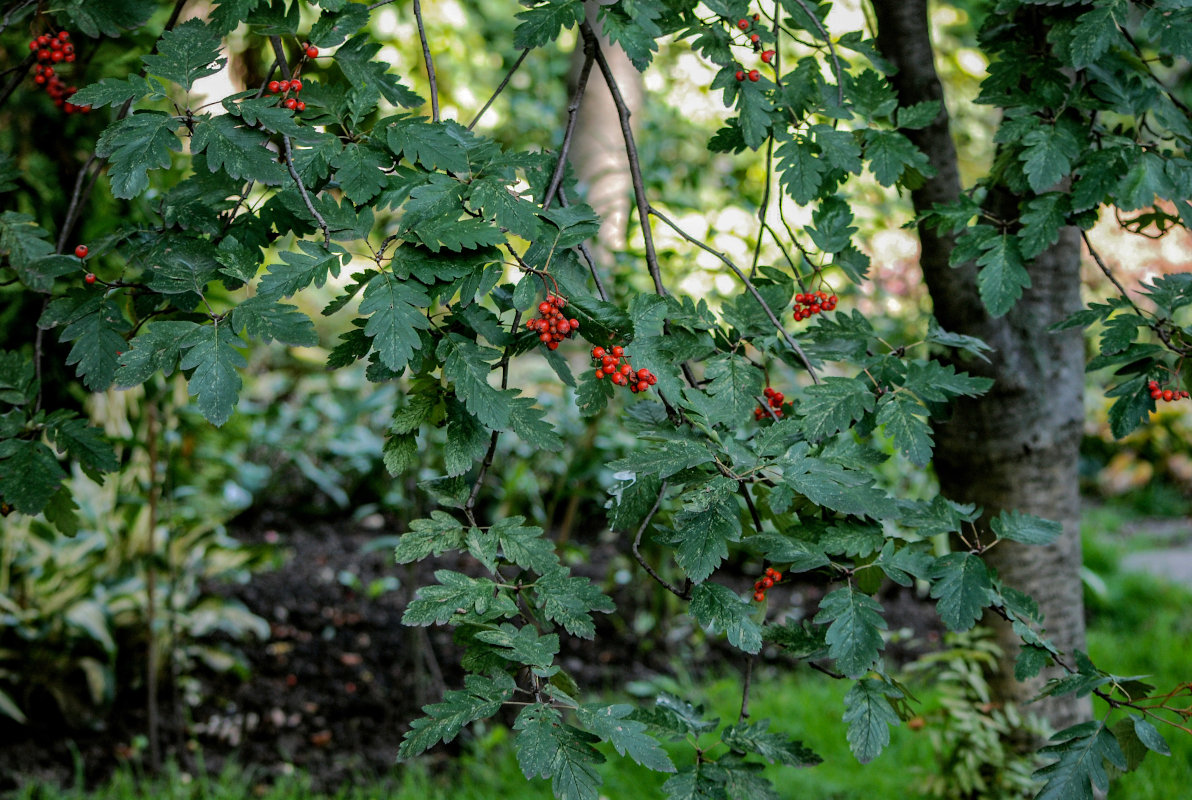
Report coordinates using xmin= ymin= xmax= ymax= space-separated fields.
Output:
xmin=872 ymin=0 xmax=1091 ymax=732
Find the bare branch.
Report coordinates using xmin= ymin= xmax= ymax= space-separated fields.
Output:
xmin=468 ymin=49 xmax=531 ymax=131
xmin=632 ymin=481 xmax=687 ymax=599
xmin=412 ymin=0 xmax=440 ymax=122
xmin=543 ymin=45 xmax=595 ymax=213
xmin=788 ymin=0 xmax=844 ymax=107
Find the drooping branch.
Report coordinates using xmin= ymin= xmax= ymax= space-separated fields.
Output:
xmin=649 ymin=205 xmax=819 ymax=383
xmin=468 ymin=49 xmax=530 ymax=131
xmin=632 ymin=481 xmax=687 ymax=599
xmin=543 ymin=44 xmax=595 ymax=213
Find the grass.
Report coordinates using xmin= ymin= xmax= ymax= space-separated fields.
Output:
xmin=10 ymin=506 xmax=1192 ymax=800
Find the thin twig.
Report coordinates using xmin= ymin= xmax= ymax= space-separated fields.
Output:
xmin=749 ymin=135 xmax=775 ymax=278
xmin=0 ymin=0 xmax=35 ymax=34
xmin=739 ymin=481 xmax=764 ymax=532
xmin=632 ymin=481 xmax=687 ymax=599
xmin=412 ymin=0 xmax=439 ymax=123
xmin=544 ymin=46 xmax=595 ymax=212
xmin=649 ymin=205 xmax=819 ymax=383
xmin=581 ymin=21 xmax=667 ymax=297
xmin=466 ymin=310 xmax=522 ymax=524
xmin=556 ymin=186 xmax=610 ymax=301
xmin=739 ymin=655 xmax=755 ymax=721
xmin=468 ymin=49 xmax=530 ymax=131
xmin=0 ymin=53 xmax=33 ymax=110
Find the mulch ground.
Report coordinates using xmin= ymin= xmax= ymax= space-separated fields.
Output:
xmin=0 ymin=511 xmax=943 ymax=793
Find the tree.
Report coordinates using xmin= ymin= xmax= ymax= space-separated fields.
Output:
xmin=1 ymin=1 xmax=1190 ymax=799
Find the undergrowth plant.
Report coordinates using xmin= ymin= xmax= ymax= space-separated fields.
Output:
xmin=2 ymin=1 xmax=1191 ymax=798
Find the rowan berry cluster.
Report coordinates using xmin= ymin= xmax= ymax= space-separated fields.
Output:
xmin=753 ymin=386 xmax=786 ymax=420
xmin=265 ymin=78 xmax=307 ymax=112
xmin=1149 ymin=380 xmax=1189 ymax=403
xmin=732 ymin=13 xmax=773 ymax=82
xmin=28 ymin=31 xmax=89 ymax=114
xmin=793 ymin=290 xmax=837 ymax=322
xmin=525 ymin=292 xmax=579 ymax=350
xmin=752 ymin=566 xmax=782 ymax=602
xmin=591 ymin=345 xmax=656 ymax=393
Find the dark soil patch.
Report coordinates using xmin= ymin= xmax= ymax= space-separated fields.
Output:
xmin=0 ymin=512 xmax=944 ymax=793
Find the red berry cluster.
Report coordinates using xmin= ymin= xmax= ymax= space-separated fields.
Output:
xmin=28 ymin=31 xmax=89 ymax=114
xmin=525 ymin=293 xmax=579 ymax=351
xmin=732 ymin=13 xmax=772 ymax=81
xmin=753 ymin=386 xmax=786 ymax=420
xmin=1149 ymin=380 xmax=1189 ymax=404
xmin=793 ymin=290 xmax=837 ymax=322
xmin=592 ymin=345 xmax=657 ymax=393
xmin=752 ymin=566 xmax=782 ymax=602
xmin=266 ymin=78 xmax=307 ymax=112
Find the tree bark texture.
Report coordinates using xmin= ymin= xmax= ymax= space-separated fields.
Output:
xmin=567 ymin=0 xmax=642 ymax=266
xmin=872 ymin=0 xmax=1091 ymax=732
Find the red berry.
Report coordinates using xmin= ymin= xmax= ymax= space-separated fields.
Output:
xmin=50 ymin=39 xmax=63 ymax=50
xmin=37 ymin=49 xmax=50 ymax=61
xmin=647 ymin=375 xmax=656 ymax=385
xmin=284 ymin=98 xmax=298 ymax=109
xmin=1163 ymin=390 xmax=1174 ymax=402
xmin=306 ymin=45 xmax=319 ymax=58
xmin=595 ymin=369 xmax=605 ymax=380
xmin=738 ymin=19 xmax=750 ymax=30
xmin=279 ymin=80 xmax=291 ymax=92
xmin=620 ymin=364 xmax=633 ymax=376
xmin=29 ymin=40 xmax=39 ymax=51
xmin=612 ymin=346 xmax=624 ymax=357
xmin=296 ymin=101 xmax=306 ymax=111
xmin=1151 ymin=390 xmax=1163 ymax=400
xmin=291 ymin=79 xmax=303 ymax=92
xmin=51 ymin=50 xmax=63 ymax=62
xmin=735 ymin=70 xmax=745 ymax=81
xmin=637 ymin=381 xmax=649 ymax=392
xmin=38 ymin=34 xmax=50 ymax=46
xmin=750 ymin=33 xmax=760 ymax=43
xmin=58 ymin=31 xmax=69 ymax=41
xmin=753 ymin=591 xmax=766 ymax=602
xmin=557 ymin=320 xmax=570 ymax=334
xmin=64 ymin=53 xmax=75 ymax=62
xmin=569 ymin=318 xmax=578 ymax=328
xmin=811 ymin=304 xmax=822 ymax=313
xmin=761 ymin=50 xmax=775 ymax=63
xmin=592 ymin=346 xmax=606 ymax=359
xmin=753 ymin=13 xmax=760 ymax=20
xmin=547 ymin=341 xmax=558 ymax=350
xmin=761 ymin=577 xmax=774 ymax=589
xmin=748 ymin=69 xmax=760 ymax=81
xmin=33 ymin=74 xmax=46 ymax=85
xmin=84 ymin=273 xmax=96 ymax=284
xmin=74 ymin=244 xmax=88 ymax=258
xmin=268 ymin=80 xmax=280 ymax=93
xmin=770 ymin=571 xmax=782 ymax=582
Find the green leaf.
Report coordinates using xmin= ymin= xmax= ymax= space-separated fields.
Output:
xmin=763 ymin=619 xmax=829 ymax=659
xmin=1035 ymin=721 xmax=1127 ymax=800
xmin=490 ymin=516 xmax=558 ymax=574
xmin=798 ymin=377 xmax=875 ymax=441
xmin=191 ymin=114 xmax=288 ymax=184
xmin=514 ymin=0 xmax=585 ymax=50
xmin=1131 ymin=715 xmax=1170 ymax=757
xmin=607 ymin=439 xmax=714 ymax=479
xmin=896 ymin=100 xmax=941 ymax=130
xmin=662 ymin=493 xmax=741 ymax=584
xmin=597 ymin=4 xmax=661 ymax=71
xmin=142 ymin=18 xmax=224 ymax=90
xmin=359 ymin=271 xmax=432 ymax=373
xmin=1016 ymin=644 xmax=1052 ymax=681
xmin=663 ymin=763 xmax=727 ymax=800
xmin=508 ymin=397 xmax=564 ymax=453
xmin=843 ymin=678 xmax=901 ymax=764
xmin=115 ymin=320 xmax=198 ymax=387
xmin=0 ymin=440 xmax=67 ymax=515
xmin=535 ymin=567 xmax=615 ymax=639
xmin=439 ymin=334 xmax=512 ymax=430
xmin=925 ymin=317 xmax=992 ymax=362
xmin=335 ymin=34 xmax=422 ymax=109
xmin=402 ymin=569 xmax=519 ymax=625
xmin=749 ymin=532 xmax=831 ymax=574
xmin=231 ymin=295 xmax=319 ymax=347
xmin=71 ymin=75 xmax=157 ymax=109
xmin=1070 ymin=3 xmax=1127 ymax=67
xmin=781 ymin=446 xmax=895 ymax=517
xmin=514 ymin=703 xmax=604 ymax=800
xmin=576 ymin=704 xmax=675 ymax=772
xmin=776 ymin=136 xmax=825 ymax=204
xmin=398 ymin=673 xmax=516 ymax=758
xmin=57 ymin=296 xmax=130 ymax=391
xmin=991 ymin=509 xmax=1062 ymax=545
xmin=444 ymin=400 xmax=490 ymax=476
xmin=386 ymin=116 xmax=472 ymax=173
xmin=94 ymin=111 xmax=182 ymax=199
xmin=332 ymin=142 xmax=391 ymax=205
xmin=1021 ymin=123 xmax=1081 ymax=193
xmin=689 ymin=583 xmax=763 ymax=654
xmin=814 ymin=586 xmax=886 ymax=678
xmin=864 ymin=129 xmax=930 ymax=187
xmin=1019 ymin=192 xmax=1070 ymax=259
xmin=812 ymin=124 xmax=863 ymax=174
xmin=46 ymin=416 xmax=118 ymax=478
xmin=902 ymin=360 xmax=993 ymax=402
xmin=928 ymin=552 xmax=992 ymax=632
xmin=976 ymin=232 xmax=1030 ymax=317
xmin=722 ymin=719 xmax=821 ymax=766
xmin=704 ymin=353 xmax=765 ymax=425
xmin=308 ymin=2 xmax=370 ymax=47
xmin=874 ymin=393 xmax=933 ymax=466
xmin=259 ymin=240 xmax=347 ymax=297
xmin=475 ymin=623 xmax=559 ymax=669
xmin=393 ymin=511 xmax=467 ymax=563
xmin=178 ymin=323 xmax=247 ymax=427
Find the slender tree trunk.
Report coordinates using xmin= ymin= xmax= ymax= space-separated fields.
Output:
xmin=872 ymin=0 xmax=1091 ymax=732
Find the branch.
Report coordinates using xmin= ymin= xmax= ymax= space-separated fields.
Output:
xmin=466 ymin=310 xmax=522 ymax=525
xmin=468 ymin=49 xmax=530 ymax=131
xmin=412 ymin=0 xmax=440 ymax=123
xmin=739 ymin=655 xmax=755 ymax=722
xmin=0 ymin=53 xmax=33 ymax=111
xmin=632 ymin=480 xmax=687 ymax=599
xmin=580 ymin=20 xmax=667 ymax=297
xmin=543 ymin=44 xmax=595 ymax=213
xmin=556 ymin=185 xmax=610 ymax=301
xmin=648 ymin=205 xmax=819 ymax=383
